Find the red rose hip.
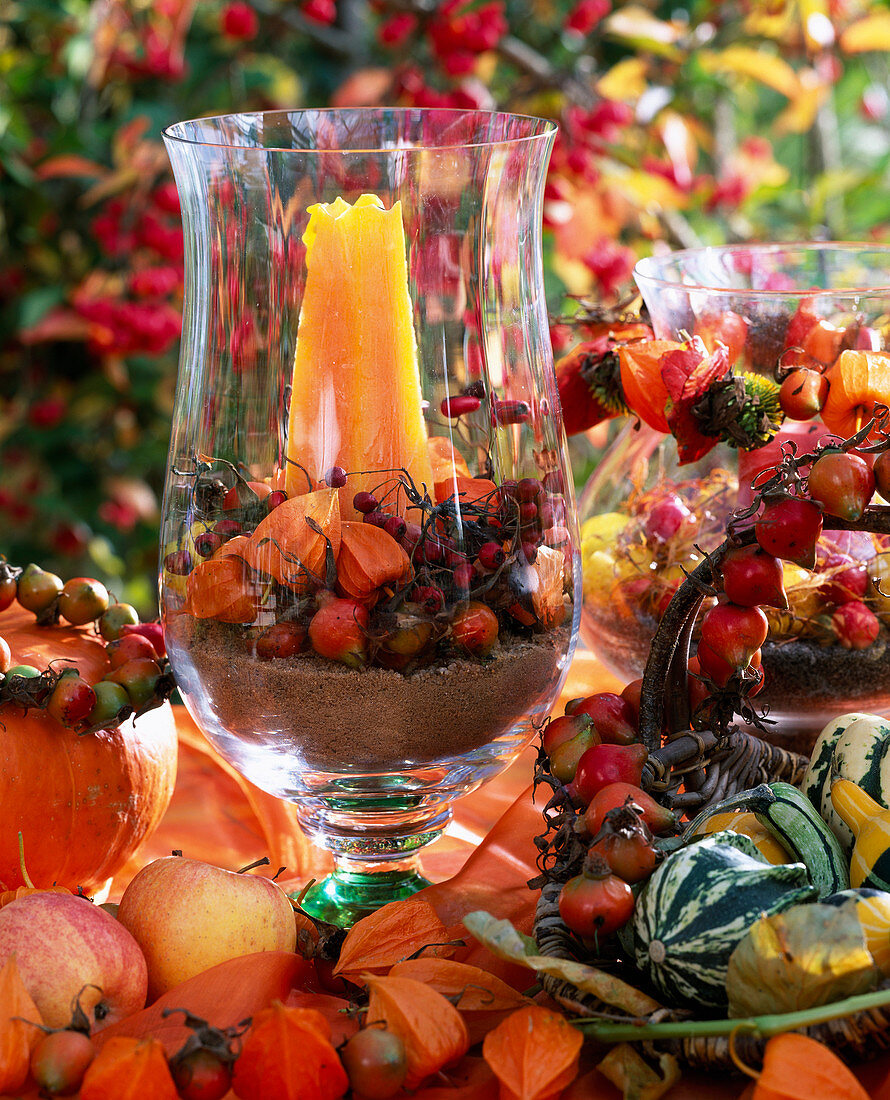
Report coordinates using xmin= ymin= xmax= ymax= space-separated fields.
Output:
xmin=721 ymin=544 xmax=788 ymax=609
xmin=699 ymin=601 xmax=769 ymax=670
xmin=807 ymin=450 xmax=875 ymax=521
xmin=755 ymin=497 xmax=823 ymax=568
xmin=572 ymin=691 xmax=638 ymax=745
xmin=308 ymin=598 xmax=369 ymax=667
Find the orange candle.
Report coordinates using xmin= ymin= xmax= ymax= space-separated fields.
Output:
xmin=285 ymin=194 xmax=433 ymax=518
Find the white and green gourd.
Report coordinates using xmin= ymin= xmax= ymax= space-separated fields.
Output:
xmin=802 ymin=712 xmax=890 ymax=855
xmin=632 ymin=831 xmax=817 ymax=1009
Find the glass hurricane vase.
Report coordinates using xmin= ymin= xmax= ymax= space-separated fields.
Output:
xmin=160 ymin=109 xmax=579 ymax=925
xmin=580 ymin=243 xmax=890 ymax=752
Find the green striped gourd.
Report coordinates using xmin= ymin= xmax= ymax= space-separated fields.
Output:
xmin=684 ymin=782 xmax=848 ymax=897
xmin=633 ymin=832 xmax=817 ymax=1009
xmin=823 ymin=888 xmax=890 ymax=976
xmin=802 ymin=712 xmax=890 ymax=856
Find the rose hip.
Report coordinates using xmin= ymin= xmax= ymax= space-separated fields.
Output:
xmin=807 ymin=450 xmax=876 ymax=521
xmin=353 ymin=491 xmax=378 ymax=514
xmin=875 ymin=450 xmax=890 ymax=501
xmin=696 ymin=640 xmax=761 ymax=688
xmin=98 ymin=602 xmax=140 ymax=641
xmin=492 ymin=399 xmax=530 ymax=425
xmin=266 ymin=489 xmax=288 ymax=512
xmin=58 ymin=577 xmax=110 ymax=625
xmin=755 ymin=497 xmax=823 ymax=568
xmin=0 ymin=572 xmax=16 ymax=613
xmin=107 ymin=656 xmax=162 ymax=708
xmin=572 ymin=743 xmax=649 ymax=806
xmin=213 ymin=518 xmax=243 ymax=540
xmin=194 ymin=530 xmax=223 ymax=558
xmin=17 ymin=564 xmax=63 ymax=615
xmin=547 ymin=721 xmax=600 ymax=784
xmin=325 ymin=466 xmax=347 ymax=488
xmin=779 ymin=367 xmax=829 ymax=421
xmin=572 ymin=692 xmax=638 ymax=745
xmin=516 ymin=477 xmax=542 ymax=502
xmin=477 ymin=541 xmax=506 ymax=571
xmin=47 ymin=673 xmax=97 ymax=728
xmin=451 ymin=601 xmax=499 ymax=656
xmin=721 ymin=544 xmax=788 ymax=609
xmin=107 ymin=633 xmax=158 ymax=668
xmin=87 ymin=680 xmax=131 ymax=728
xmin=699 ymin=602 xmax=769 ymax=669
xmin=164 ymin=549 xmax=193 ymax=576
xmin=643 ymin=495 xmax=695 ymax=544
xmin=308 ymin=598 xmax=369 ymax=667
xmin=832 ymin=601 xmax=881 ymax=649
xmin=255 ymin=621 xmax=307 ymax=660
xmin=440 ymin=394 xmax=481 ymax=418
xmin=584 ymin=784 xmax=678 ymax=836
xmin=820 ymin=553 xmax=868 ymax=603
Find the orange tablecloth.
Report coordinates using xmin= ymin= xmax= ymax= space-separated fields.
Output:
xmin=103 ymin=649 xmax=890 ymax=1100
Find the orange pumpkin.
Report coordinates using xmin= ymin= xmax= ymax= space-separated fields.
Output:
xmin=0 ymin=606 xmax=178 ymax=894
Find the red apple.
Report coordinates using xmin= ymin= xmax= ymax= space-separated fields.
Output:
xmin=0 ymin=892 xmax=147 ymax=1029
xmin=116 ymin=856 xmax=297 ymax=999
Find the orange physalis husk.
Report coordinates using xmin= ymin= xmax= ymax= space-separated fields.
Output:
xmin=336 ymin=521 xmax=413 ymax=603
xmin=212 ymin=533 xmax=253 ymax=560
xmin=364 ymin=974 xmax=470 ymax=1090
xmin=409 ymin=1054 xmax=498 ymax=1100
xmin=752 ymin=1033 xmax=870 ymax=1100
xmin=231 ymin=1001 xmax=348 ymax=1100
xmin=596 ymin=1043 xmax=679 ymax=1100
xmin=428 ymin=436 xmax=470 ymax=482
xmin=284 ymin=990 xmax=359 ymax=1047
xmin=822 ymin=349 xmax=890 ymax=442
xmin=617 ymin=338 xmax=682 ymax=433
xmin=245 ymin=487 xmax=341 ymax=590
xmin=434 ymin=476 xmax=498 ymax=509
xmin=482 ymin=1005 xmax=583 ymax=1100
xmin=79 ymin=1036 xmax=179 ymax=1100
xmin=388 ymin=958 xmax=530 ymax=1045
xmin=0 ymin=884 xmax=72 ymax=908
xmin=531 ymin=545 xmax=567 ymax=630
xmin=333 ymin=895 xmax=456 ymax=983
xmin=0 ymin=955 xmax=43 ymax=1093
xmin=184 ymin=556 xmax=257 ymax=623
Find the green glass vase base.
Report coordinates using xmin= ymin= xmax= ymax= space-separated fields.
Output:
xmin=297 ymin=867 xmax=432 ymax=927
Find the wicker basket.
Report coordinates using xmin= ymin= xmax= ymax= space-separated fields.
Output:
xmin=531 ymin=458 xmax=890 ymax=1070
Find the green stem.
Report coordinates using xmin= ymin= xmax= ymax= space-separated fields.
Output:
xmin=575 ymin=985 xmax=890 ymax=1042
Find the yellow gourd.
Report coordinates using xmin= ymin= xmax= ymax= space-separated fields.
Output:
xmin=696 ymin=810 xmax=791 ymax=865
xmin=831 ymin=778 xmax=890 ymax=891
xmin=826 ymin=889 xmax=890 ymax=976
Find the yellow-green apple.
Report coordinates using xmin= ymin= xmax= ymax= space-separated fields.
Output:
xmin=0 ymin=891 xmax=147 ymax=1029
xmin=116 ymin=856 xmax=297 ymax=998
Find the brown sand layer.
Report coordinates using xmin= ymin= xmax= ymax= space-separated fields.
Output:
xmin=172 ymin=622 xmax=569 ymax=770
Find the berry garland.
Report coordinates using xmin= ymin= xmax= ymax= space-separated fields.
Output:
xmin=0 ymin=561 xmax=175 ymax=735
